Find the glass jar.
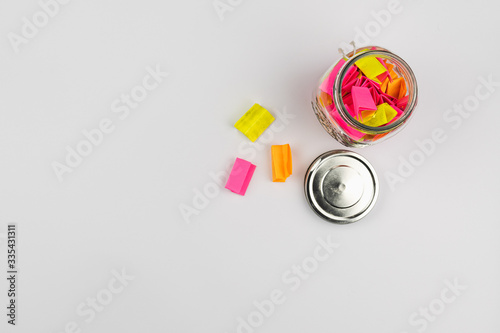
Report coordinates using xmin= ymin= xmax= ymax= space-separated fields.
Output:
xmin=312 ymin=46 xmax=418 ymax=147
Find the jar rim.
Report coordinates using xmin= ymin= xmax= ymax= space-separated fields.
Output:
xmin=333 ymin=47 xmax=418 ymax=135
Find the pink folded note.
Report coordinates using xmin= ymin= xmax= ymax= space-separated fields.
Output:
xmin=342 ymin=79 xmax=357 ymax=95
xmin=366 ymin=78 xmax=382 ymax=92
xmin=368 ymin=87 xmax=381 ymax=105
xmin=380 ymin=93 xmax=397 ymax=106
xmin=225 ymin=158 xmax=256 ymax=196
xmin=344 ymin=66 xmax=359 ymax=83
xmin=376 ymin=57 xmax=390 ymax=81
xmin=343 ymin=93 xmax=353 ymax=110
xmin=352 ymin=86 xmax=377 ymax=120
xmin=396 ymin=95 xmax=409 ymax=110
xmin=320 ymin=58 xmax=347 ymax=96
xmin=341 ymin=65 xmax=360 ymax=95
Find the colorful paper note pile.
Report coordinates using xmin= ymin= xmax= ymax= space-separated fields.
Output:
xmin=318 ymin=54 xmax=410 ymax=140
xmin=271 ymin=144 xmax=292 ymax=182
xmin=224 ymin=104 xmax=296 ymax=196
xmin=340 ymin=56 xmax=408 ymax=126
xmin=234 ymin=103 xmax=275 ymax=142
xmin=225 ymin=158 xmax=256 ymax=196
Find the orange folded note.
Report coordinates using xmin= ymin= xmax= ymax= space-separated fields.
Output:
xmin=381 ymin=77 xmax=390 ymax=93
xmin=386 ymin=77 xmax=406 ymax=99
xmin=271 ymin=144 xmax=292 ymax=182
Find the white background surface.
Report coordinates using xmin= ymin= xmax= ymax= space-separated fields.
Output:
xmin=1 ymin=0 xmax=500 ymax=332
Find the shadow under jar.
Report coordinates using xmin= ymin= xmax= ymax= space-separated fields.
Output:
xmin=312 ymin=46 xmax=418 ymax=148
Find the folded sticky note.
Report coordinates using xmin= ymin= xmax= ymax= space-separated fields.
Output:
xmin=396 ymin=95 xmax=409 ymax=110
xmin=398 ymin=79 xmax=407 ymax=99
xmin=381 ymin=77 xmax=390 ymax=93
xmin=386 ymin=77 xmax=406 ymax=99
xmin=368 ymin=87 xmax=382 ymax=105
xmin=320 ymin=59 xmax=347 ymax=96
xmin=389 ymin=65 xmax=398 ymax=80
xmin=378 ymin=61 xmax=398 ymax=81
xmin=365 ymin=78 xmax=382 ymax=92
xmin=235 ymin=104 xmax=275 ymax=142
xmin=344 ymin=65 xmax=360 ymax=83
xmin=362 ymin=103 xmax=398 ymax=127
xmin=271 ymin=144 xmax=292 ymax=182
xmin=352 ymin=86 xmax=377 ymax=120
xmin=355 ymin=56 xmax=387 ymax=80
xmin=343 ymin=93 xmax=353 ymax=109
xmin=342 ymin=78 xmax=357 ymax=95
xmin=225 ymin=158 xmax=256 ymax=196
xmin=341 ymin=66 xmax=360 ymax=95
xmin=376 ymin=58 xmax=390 ymax=81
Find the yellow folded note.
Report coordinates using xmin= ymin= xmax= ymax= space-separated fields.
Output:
xmin=355 ymin=56 xmax=387 ymax=80
xmin=362 ymin=103 xmax=398 ymax=127
xmin=234 ymin=104 xmax=275 ymax=142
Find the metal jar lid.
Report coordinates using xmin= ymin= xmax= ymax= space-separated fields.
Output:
xmin=304 ymin=150 xmax=379 ymax=224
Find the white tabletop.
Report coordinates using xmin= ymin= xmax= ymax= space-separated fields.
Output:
xmin=1 ymin=0 xmax=499 ymax=332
